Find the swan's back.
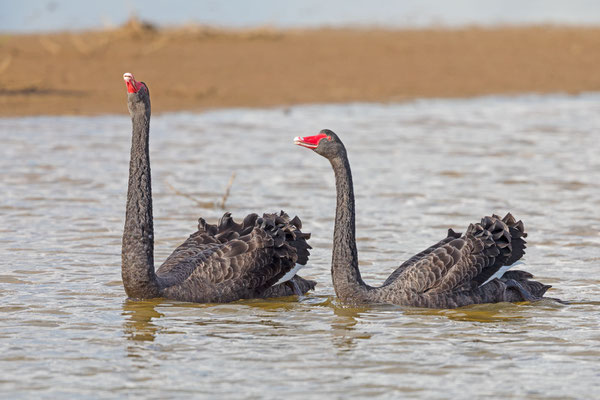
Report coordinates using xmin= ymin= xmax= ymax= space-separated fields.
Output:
xmin=156 ymin=211 xmax=314 ymax=302
xmin=378 ymin=213 xmax=553 ymax=307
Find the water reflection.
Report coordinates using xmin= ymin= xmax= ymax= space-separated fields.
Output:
xmin=122 ymin=299 xmax=165 ymax=343
xmin=403 ymin=303 xmax=527 ymax=323
xmin=328 ymin=303 xmax=370 ymax=352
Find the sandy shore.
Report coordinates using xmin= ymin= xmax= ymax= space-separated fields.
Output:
xmin=1 ymin=21 xmax=600 ymax=116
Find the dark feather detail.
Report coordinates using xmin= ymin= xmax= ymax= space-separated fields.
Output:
xmin=470 ymin=213 xmax=527 ymax=287
xmin=258 ymin=275 xmax=317 ymax=298
xmin=155 ymin=211 xmax=314 ymax=303
xmin=376 ymin=213 xmax=558 ymax=308
xmin=383 ymin=228 xmax=462 ymax=286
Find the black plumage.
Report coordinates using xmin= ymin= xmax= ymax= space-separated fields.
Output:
xmin=295 ymin=129 xmax=561 ymax=308
xmin=121 ymin=73 xmax=315 ymax=303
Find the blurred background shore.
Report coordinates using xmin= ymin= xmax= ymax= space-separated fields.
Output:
xmin=2 ymin=1 xmax=600 ymax=116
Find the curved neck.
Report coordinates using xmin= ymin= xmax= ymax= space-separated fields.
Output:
xmin=121 ymin=108 xmax=160 ymax=298
xmin=329 ymin=152 xmax=371 ymax=303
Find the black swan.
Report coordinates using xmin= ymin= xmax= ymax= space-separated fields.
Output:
xmin=294 ymin=129 xmax=561 ymax=308
xmin=121 ymin=72 xmax=315 ymax=303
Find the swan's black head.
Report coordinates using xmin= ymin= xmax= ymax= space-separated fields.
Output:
xmin=124 ymin=72 xmax=150 ymax=117
xmin=294 ymin=129 xmax=346 ymax=159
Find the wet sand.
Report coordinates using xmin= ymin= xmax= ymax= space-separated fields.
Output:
xmin=2 ymin=21 xmax=600 ymax=116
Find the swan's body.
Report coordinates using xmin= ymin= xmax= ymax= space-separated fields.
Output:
xmin=121 ymin=73 xmax=315 ymax=303
xmin=295 ymin=130 xmax=560 ymax=308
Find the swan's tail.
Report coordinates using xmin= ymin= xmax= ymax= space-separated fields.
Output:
xmin=198 ymin=211 xmax=311 ymax=264
xmin=466 ymin=215 xmax=563 ymax=303
xmin=467 ymin=213 xmax=528 ymax=287
xmin=257 ymin=211 xmax=312 ymax=266
xmin=502 ymin=270 xmax=552 ymax=298
xmin=198 ymin=210 xmax=312 ymax=287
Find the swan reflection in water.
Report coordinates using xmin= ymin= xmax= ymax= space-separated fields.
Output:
xmin=122 ymin=295 xmax=314 ymax=346
xmin=121 ymin=295 xmax=365 ymax=353
xmin=121 ymin=294 xmax=549 ymax=357
xmin=329 ymin=302 xmax=372 ymax=353
xmin=123 ymin=299 xmax=165 ymax=343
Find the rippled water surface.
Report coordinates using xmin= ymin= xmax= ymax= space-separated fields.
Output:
xmin=1 ymin=94 xmax=599 ymax=399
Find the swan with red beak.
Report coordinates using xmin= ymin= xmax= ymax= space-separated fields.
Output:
xmin=120 ymin=71 xmax=316 ymax=303
xmin=294 ymin=132 xmax=332 ymax=149
xmin=293 ymin=128 xmax=561 ymax=308
xmin=123 ymin=72 xmax=145 ymax=93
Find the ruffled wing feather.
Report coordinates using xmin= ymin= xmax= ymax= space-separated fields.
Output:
xmin=385 ymin=213 xmax=528 ymax=295
xmin=156 ymin=211 xmax=312 ymax=302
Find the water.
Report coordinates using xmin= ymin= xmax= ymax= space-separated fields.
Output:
xmin=1 ymin=94 xmax=599 ymax=399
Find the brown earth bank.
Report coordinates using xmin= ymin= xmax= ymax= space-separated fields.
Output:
xmin=1 ymin=20 xmax=600 ymax=116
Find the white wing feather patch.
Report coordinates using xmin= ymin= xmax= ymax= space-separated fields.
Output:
xmin=479 ymin=261 xmax=524 ymax=287
xmin=275 ymin=263 xmax=305 ymax=285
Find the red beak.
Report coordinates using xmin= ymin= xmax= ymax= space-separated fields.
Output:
xmin=294 ymin=133 xmax=330 ymax=149
xmin=123 ymin=72 xmax=142 ymax=93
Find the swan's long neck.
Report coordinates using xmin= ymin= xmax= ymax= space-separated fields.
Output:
xmin=330 ymin=153 xmax=371 ymax=303
xmin=121 ymin=107 xmax=160 ymax=298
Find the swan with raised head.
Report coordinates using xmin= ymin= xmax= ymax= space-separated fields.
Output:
xmin=294 ymin=129 xmax=560 ymax=308
xmin=121 ymin=72 xmax=315 ymax=303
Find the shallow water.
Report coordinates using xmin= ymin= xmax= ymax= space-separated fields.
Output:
xmin=0 ymin=94 xmax=599 ymax=399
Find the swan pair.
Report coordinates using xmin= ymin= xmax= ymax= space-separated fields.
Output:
xmin=121 ymin=73 xmax=559 ymax=308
